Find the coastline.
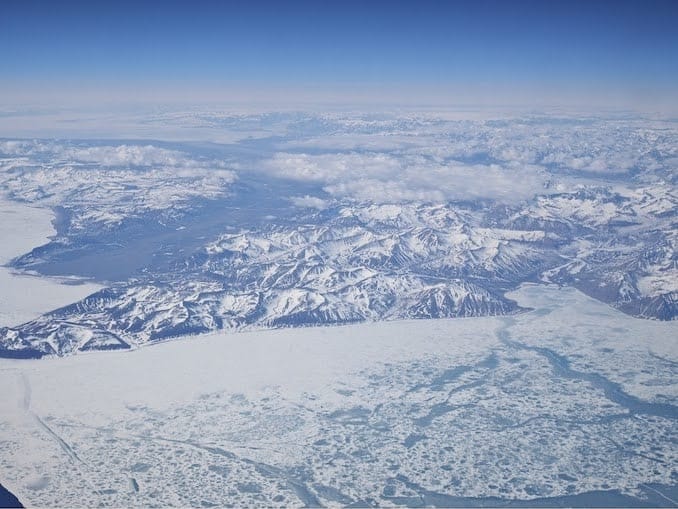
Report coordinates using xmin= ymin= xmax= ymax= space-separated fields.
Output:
xmin=0 ymin=198 xmax=101 ymax=328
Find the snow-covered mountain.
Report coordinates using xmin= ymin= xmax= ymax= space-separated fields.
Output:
xmin=0 ymin=113 xmax=676 ymax=357
xmin=0 ymin=203 xmax=533 ymax=356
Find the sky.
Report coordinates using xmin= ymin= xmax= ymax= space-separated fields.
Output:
xmin=1 ymin=0 xmax=677 ymax=110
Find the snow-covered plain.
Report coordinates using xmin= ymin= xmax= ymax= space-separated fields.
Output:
xmin=0 ymin=284 xmax=675 ymax=507
xmin=0 ymin=199 xmax=101 ymax=327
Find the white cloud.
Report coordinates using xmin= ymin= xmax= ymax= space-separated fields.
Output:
xmin=2 ymin=114 xmax=676 ymax=212
xmin=262 ymin=152 xmax=548 ymax=204
xmin=0 ymin=140 xmax=34 ymax=156
xmin=61 ymin=145 xmax=190 ymax=167
xmin=289 ymin=195 xmax=329 ymax=209
xmin=0 ymin=141 xmax=230 ymax=173
xmin=0 ymin=140 xmax=237 ymax=232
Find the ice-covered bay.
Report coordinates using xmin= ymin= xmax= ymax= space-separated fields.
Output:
xmin=0 ymin=199 xmax=101 ymax=327
xmin=0 ymin=284 xmax=676 ymax=507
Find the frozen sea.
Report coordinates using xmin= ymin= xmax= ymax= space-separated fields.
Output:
xmin=0 ymin=199 xmax=101 ymax=328
xmin=0 ymin=149 xmax=676 ymax=507
xmin=0 ymin=281 xmax=676 ymax=507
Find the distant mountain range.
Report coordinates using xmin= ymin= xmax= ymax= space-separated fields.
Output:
xmin=0 ymin=114 xmax=675 ymax=357
xmin=1 ymin=186 xmax=674 ymax=358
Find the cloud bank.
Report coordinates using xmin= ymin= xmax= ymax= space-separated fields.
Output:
xmin=0 ymin=141 xmax=236 ymax=232
xmin=262 ymin=152 xmax=548 ymax=204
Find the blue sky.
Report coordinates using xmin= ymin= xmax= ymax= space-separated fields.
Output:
xmin=1 ymin=0 xmax=677 ymax=108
